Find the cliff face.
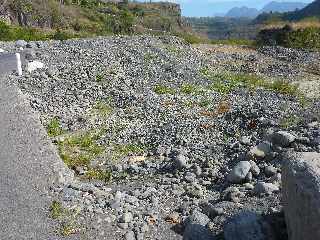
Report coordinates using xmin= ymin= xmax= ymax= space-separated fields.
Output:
xmin=0 ymin=0 xmax=187 ymax=35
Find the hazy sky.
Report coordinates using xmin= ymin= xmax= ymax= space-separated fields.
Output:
xmin=164 ymin=0 xmax=314 ymax=17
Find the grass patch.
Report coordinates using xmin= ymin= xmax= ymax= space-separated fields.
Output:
xmin=49 ymin=200 xmax=80 ymax=236
xmin=92 ymin=101 xmax=113 ymax=117
xmin=47 ymin=117 xmax=63 ymax=137
xmin=174 ymin=31 xmax=208 ymax=44
xmin=154 ymin=85 xmax=176 ymax=95
xmin=95 ymin=74 xmax=104 ymax=82
xmin=50 ymin=201 xmax=64 ymax=219
xmin=111 ymin=143 xmax=146 ymax=161
xmin=201 ymin=68 xmax=299 ymax=96
xmin=166 ymin=45 xmax=183 ymax=55
xmin=279 ymin=115 xmax=301 ymax=129
xmin=180 ymin=84 xmax=203 ymax=95
xmin=210 ymin=39 xmax=256 ymax=46
xmin=84 ymin=168 xmax=112 ymax=182
xmin=144 ymin=53 xmax=157 ymax=62
xmin=198 ymin=99 xmax=211 ymax=108
xmin=57 ymin=130 xmax=105 ymax=169
xmin=60 ymin=223 xmax=77 ymax=237
xmin=114 ymin=143 xmax=146 ymax=156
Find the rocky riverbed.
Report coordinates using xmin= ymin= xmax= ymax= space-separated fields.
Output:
xmin=2 ymin=36 xmax=320 ymax=240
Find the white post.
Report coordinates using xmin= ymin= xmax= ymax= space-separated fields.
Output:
xmin=15 ymin=53 xmax=22 ymax=76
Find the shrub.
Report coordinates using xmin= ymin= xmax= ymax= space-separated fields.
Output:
xmin=154 ymin=85 xmax=176 ymax=95
xmin=0 ymin=21 xmax=50 ymax=41
xmin=47 ymin=117 xmax=63 ymax=137
xmin=257 ymin=25 xmax=320 ymax=50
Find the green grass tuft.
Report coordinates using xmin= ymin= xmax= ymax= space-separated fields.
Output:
xmin=50 ymin=201 xmax=64 ymax=219
xmin=84 ymin=168 xmax=112 ymax=182
xmin=57 ymin=130 xmax=105 ymax=169
xmin=201 ymin=68 xmax=299 ymax=96
xmin=47 ymin=117 xmax=63 ymax=137
xmin=154 ymin=85 xmax=176 ymax=95
xmin=180 ymin=84 xmax=203 ymax=95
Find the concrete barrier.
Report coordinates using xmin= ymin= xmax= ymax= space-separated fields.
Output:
xmin=0 ymin=53 xmax=22 ymax=76
xmin=282 ymin=151 xmax=320 ymax=240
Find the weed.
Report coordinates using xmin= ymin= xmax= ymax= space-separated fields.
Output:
xmin=180 ymin=84 xmax=202 ymax=95
xmin=60 ymin=223 xmax=77 ymax=236
xmin=201 ymin=68 xmax=300 ymax=96
xmin=110 ymin=143 xmax=146 ymax=161
xmin=96 ymin=74 xmax=104 ymax=82
xmin=280 ymin=115 xmax=301 ymax=129
xmin=198 ymin=99 xmax=211 ymax=108
xmin=268 ymin=80 xmax=299 ymax=95
xmin=166 ymin=45 xmax=182 ymax=55
xmin=50 ymin=201 xmax=64 ymax=219
xmin=84 ymin=168 xmax=112 ymax=182
xmin=57 ymin=130 xmax=105 ymax=169
xmin=92 ymin=101 xmax=113 ymax=117
xmin=47 ymin=117 xmax=63 ymax=137
xmin=114 ymin=143 xmax=146 ymax=156
xmin=144 ymin=53 xmax=157 ymax=62
xmin=154 ymin=85 xmax=176 ymax=95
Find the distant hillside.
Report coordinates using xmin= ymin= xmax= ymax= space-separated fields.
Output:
xmin=224 ymin=1 xmax=306 ymax=19
xmin=284 ymin=0 xmax=320 ymax=20
xmin=261 ymin=1 xmax=307 ymax=13
xmin=0 ymin=0 xmax=190 ymax=39
xmin=186 ymin=17 xmax=258 ymax=40
xmin=225 ymin=7 xmax=260 ymax=19
xmin=254 ymin=0 xmax=320 ymax=23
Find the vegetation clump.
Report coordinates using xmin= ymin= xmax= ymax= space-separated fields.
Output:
xmin=154 ymin=85 xmax=176 ymax=95
xmin=57 ymin=130 xmax=105 ymax=169
xmin=201 ymin=68 xmax=299 ymax=96
xmin=47 ymin=117 xmax=64 ymax=137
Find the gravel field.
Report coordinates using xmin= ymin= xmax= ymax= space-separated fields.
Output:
xmin=1 ymin=36 xmax=320 ymax=240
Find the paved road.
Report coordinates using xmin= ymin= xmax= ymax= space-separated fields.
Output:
xmin=0 ymin=76 xmax=72 ymax=239
xmin=0 ymin=53 xmax=19 ymax=75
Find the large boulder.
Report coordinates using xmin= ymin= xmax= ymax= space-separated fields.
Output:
xmin=282 ymin=152 xmax=320 ymax=240
xmin=271 ymin=131 xmax=295 ymax=147
xmin=224 ymin=211 xmax=275 ymax=240
xmin=183 ymin=210 xmax=215 ymax=240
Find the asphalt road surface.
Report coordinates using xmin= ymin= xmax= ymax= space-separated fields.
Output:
xmin=0 ymin=53 xmax=19 ymax=75
xmin=0 ymin=75 xmax=71 ymax=239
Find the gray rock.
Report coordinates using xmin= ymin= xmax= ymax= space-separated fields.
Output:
xmin=224 ymin=211 xmax=274 ymax=240
xmin=249 ymin=142 xmax=272 ymax=159
xmin=183 ymin=210 xmax=215 ymax=240
xmin=173 ymin=154 xmax=188 ymax=169
xmin=264 ymin=166 xmax=277 ymax=177
xmin=227 ymin=161 xmax=251 ymax=183
xmin=249 ymin=160 xmax=260 ymax=177
xmin=120 ymin=212 xmax=133 ymax=223
xmin=282 ymin=152 xmax=320 ymax=240
xmin=245 ymin=172 xmax=253 ymax=182
xmin=222 ymin=187 xmax=244 ymax=203
xmin=184 ymin=210 xmax=210 ymax=227
xmin=200 ymin=201 xmax=224 ymax=219
xmin=16 ymin=40 xmax=27 ymax=48
xmin=271 ymin=131 xmax=296 ymax=147
xmin=253 ymin=182 xmax=279 ymax=195
xmin=124 ymin=230 xmax=136 ymax=240
xmin=240 ymin=136 xmax=251 ymax=145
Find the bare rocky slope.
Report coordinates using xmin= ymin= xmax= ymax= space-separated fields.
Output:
xmin=1 ymin=36 xmax=320 ymax=239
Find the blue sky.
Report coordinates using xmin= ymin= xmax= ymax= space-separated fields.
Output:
xmin=162 ymin=0 xmax=314 ymax=17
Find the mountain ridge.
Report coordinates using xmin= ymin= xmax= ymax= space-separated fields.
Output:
xmin=225 ymin=1 xmax=308 ymax=19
